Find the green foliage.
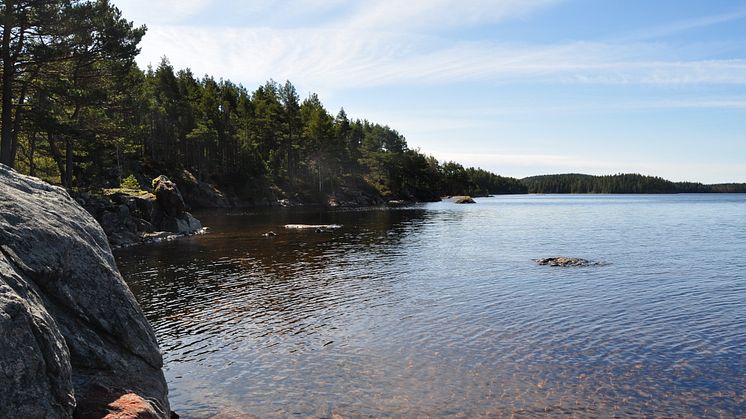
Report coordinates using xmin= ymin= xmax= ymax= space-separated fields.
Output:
xmin=521 ymin=173 xmax=675 ymax=193
xmin=2 ymin=0 xmax=146 ymax=188
xmin=120 ymin=174 xmax=141 ymax=190
xmin=520 ymin=174 xmax=746 ymax=194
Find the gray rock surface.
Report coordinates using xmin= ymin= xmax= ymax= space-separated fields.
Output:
xmin=0 ymin=164 xmax=169 ymax=418
xmin=151 ymin=175 xmax=202 ymax=234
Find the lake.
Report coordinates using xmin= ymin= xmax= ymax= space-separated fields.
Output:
xmin=115 ymin=194 xmax=746 ymax=417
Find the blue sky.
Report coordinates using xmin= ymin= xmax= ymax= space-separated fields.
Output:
xmin=114 ymin=0 xmax=746 ymax=182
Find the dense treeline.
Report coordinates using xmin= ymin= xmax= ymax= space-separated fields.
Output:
xmin=0 ymin=0 xmax=524 ymax=202
xmin=522 ymin=174 xmax=746 ymax=194
xmin=706 ymin=183 xmax=746 ymax=193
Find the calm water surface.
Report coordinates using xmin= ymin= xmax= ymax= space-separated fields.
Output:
xmin=115 ymin=194 xmax=746 ymax=417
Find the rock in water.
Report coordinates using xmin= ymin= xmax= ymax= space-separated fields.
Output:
xmin=283 ymin=224 xmax=343 ymax=230
xmin=535 ymin=256 xmax=601 ymax=267
xmin=452 ymin=196 xmax=476 ymax=204
xmin=0 ymin=164 xmax=170 ymax=418
xmin=151 ymin=175 xmax=202 ymax=234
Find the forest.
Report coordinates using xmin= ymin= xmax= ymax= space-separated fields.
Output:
xmin=0 ymin=0 xmax=526 ymax=204
xmin=521 ymin=174 xmax=746 ymax=194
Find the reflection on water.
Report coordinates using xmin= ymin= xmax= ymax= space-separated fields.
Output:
xmin=116 ymin=195 xmax=746 ymax=417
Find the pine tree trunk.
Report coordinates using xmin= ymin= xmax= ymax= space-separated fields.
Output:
xmin=1 ymin=5 xmax=15 ymax=166
xmin=64 ymin=138 xmax=73 ymax=188
xmin=28 ymin=131 xmax=36 ymax=176
xmin=48 ymin=133 xmax=67 ymax=183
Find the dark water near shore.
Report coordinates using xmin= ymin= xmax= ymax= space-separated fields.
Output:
xmin=116 ymin=194 xmax=746 ymax=417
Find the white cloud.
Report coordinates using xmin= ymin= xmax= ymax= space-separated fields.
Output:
xmin=135 ymin=23 xmax=746 ymax=90
xmin=115 ymin=0 xmax=555 ymax=28
xmin=342 ymin=0 xmax=560 ymax=31
xmin=129 ymin=0 xmax=569 ymax=87
xmin=125 ymin=1 xmax=746 ymax=91
xmin=114 ymin=0 xmax=210 ymax=25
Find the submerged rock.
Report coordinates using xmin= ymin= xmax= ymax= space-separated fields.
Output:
xmin=386 ymin=200 xmax=407 ymax=207
xmin=535 ymin=257 xmax=603 ymax=267
xmin=284 ymin=224 xmax=342 ymax=231
xmin=0 ymin=164 xmax=170 ymax=418
xmin=141 ymin=231 xmax=181 ymax=243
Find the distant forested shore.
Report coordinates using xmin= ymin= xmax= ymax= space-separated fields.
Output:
xmin=0 ymin=1 xmax=743 ymax=207
xmin=521 ymin=174 xmax=746 ymax=194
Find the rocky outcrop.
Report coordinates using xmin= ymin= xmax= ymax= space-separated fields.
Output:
xmin=81 ymin=191 xmax=157 ymax=248
xmin=151 ymin=176 xmax=202 ymax=235
xmin=452 ymin=195 xmax=476 ymax=204
xmin=77 ymin=176 xmax=203 ymax=248
xmin=0 ymin=164 xmax=170 ymax=418
xmin=535 ymin=257 xmax=605 ymax=267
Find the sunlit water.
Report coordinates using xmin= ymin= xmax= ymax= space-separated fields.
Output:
xmin=115 ymin=194 xmax=746 ymax=417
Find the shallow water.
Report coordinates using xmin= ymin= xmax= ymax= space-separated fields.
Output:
xmin=116 ymin=194 xmax=746 ymax=417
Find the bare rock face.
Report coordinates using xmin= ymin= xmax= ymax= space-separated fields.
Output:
xmin=0 ymin=164 xmax=169 ymax=418
xmin=151 ymin=175 xmax=202 ymax=234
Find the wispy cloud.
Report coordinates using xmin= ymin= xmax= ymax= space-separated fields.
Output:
xmin=135 ymin=24 xmax=746 ymax=90
xmin=618 ymin=7 xmax=746 ymax=41
xmin=114 ymin=0 xmax=210 ymax=25
xmin=126 ymin=0 xmax=569 ymax=88
xmin=123 ymin=1 xmax=746 ymax=91
xmin=341 ymin=0 xmax=561 ymax=31
xmin=116 ymin=0 xmax=558 ymax=29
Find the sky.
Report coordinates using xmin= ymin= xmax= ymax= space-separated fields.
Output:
xmin=113 ymin=0 xmax=746 ymax=183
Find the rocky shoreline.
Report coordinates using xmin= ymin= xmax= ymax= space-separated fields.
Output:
xmin=76 ymin=165 xmax=499 ymax=250
xmin=79 ymin=171 xmax=486 ymax=248
xmin=76 ymin=175 xmax=203 ymax=249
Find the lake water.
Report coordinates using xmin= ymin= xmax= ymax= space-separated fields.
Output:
xmin=115 ymin=194 xmax=746 ymax=417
